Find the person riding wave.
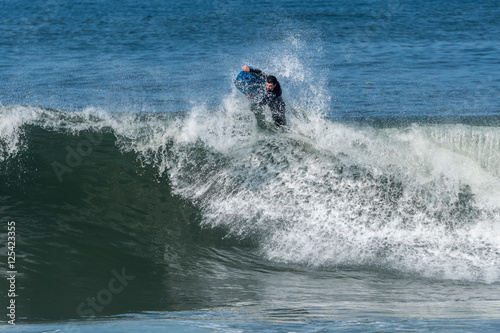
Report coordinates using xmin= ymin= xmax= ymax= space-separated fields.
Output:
xmin=242 ymin=65 xmax=287 ymax=129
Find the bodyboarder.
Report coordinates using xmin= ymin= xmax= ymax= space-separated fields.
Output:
xmin=241 ymin=65 xmax=287 ymax=129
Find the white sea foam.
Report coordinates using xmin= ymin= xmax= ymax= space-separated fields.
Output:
xmin=149 ymin=101 xmax=500 ymax=283
xmin=2 ymin=100 xmax=500 ymax=283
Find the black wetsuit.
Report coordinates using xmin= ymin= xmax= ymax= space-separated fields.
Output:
xmin=249 ymin=68 xmax=287 ymax=128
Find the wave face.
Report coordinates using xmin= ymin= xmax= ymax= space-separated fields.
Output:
xmin=2 ymin=103 xmax=500 ymax=287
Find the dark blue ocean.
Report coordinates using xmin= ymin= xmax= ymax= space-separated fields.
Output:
xmin=1 ymin=0 xmax=500 ymax=332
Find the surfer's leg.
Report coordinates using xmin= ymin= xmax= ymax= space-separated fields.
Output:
xmin=269 ymin=97 xmax=288 ymax=130
xmin=271 ymin=110 xmax=288 ymax=130
xmin=250 ymin=103 xmax=268 ymax=129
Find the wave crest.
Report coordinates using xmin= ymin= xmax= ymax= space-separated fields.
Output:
xmin=2 ymin=104 xmax=500 ymax=282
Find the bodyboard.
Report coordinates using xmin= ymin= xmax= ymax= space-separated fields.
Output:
xmin=234 ymin=70 xmax=265 ymax=102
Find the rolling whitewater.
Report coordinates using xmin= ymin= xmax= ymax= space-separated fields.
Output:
xmin=1 ymin=0 xmax=500 ymax=331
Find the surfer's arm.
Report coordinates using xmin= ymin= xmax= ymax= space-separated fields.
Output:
xmin=249 ymin=68 xmax=267 ymax=80
xmin=242 ymin=65 xmax=268 ymax=80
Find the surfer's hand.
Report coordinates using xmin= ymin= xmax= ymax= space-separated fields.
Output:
xmin=246 ymin=94 xmax=252 ymax=98
xmin=242 ymin=65 xmax=250 ymax=72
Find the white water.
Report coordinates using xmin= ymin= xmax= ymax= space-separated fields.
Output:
xmin=141 ymin=99 xmax=500 ymax=283
xmin=2 ymin=102 xmax=500 ymax=283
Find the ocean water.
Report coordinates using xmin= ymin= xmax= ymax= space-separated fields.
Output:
xmin=1 ymin=0 xmax=500 ymax=332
